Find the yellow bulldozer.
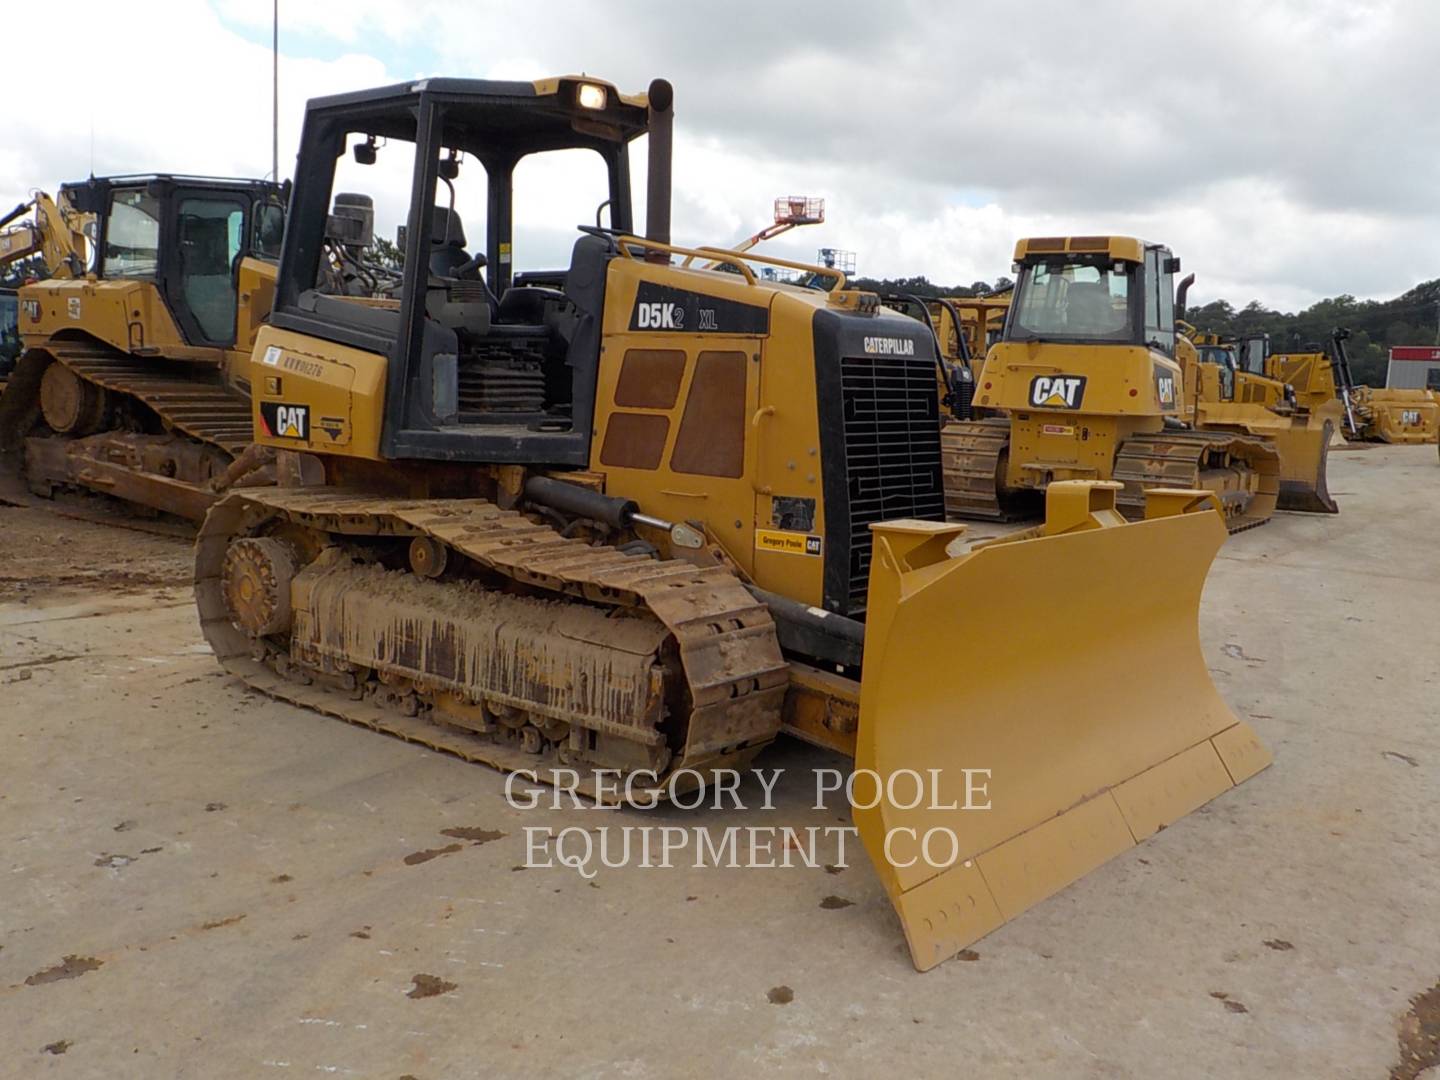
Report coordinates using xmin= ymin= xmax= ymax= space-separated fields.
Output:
xmin=0 ymin=174 xmax=288 ymax=519
xmin=942 ymin=236 xmax=1280 ymax=531
xmin=1171 ymin=283 xmax=1341 ymax=513
xmin=193 ymin=76 xmax=1270 ymax=971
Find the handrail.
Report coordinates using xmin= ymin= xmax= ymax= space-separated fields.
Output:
xmin=687 ymin=245 xmax=848 ymax=291
xmin=613 ymin=235 xmax=756 ymax=285
xmin=612 ymin=233 xmax=849 ymax=291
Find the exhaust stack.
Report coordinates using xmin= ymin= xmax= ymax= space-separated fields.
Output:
xmin=645 ymin=78 xmax=673 ymax=257
xmin=1176 ymin=272 xmax=1195 ymax=322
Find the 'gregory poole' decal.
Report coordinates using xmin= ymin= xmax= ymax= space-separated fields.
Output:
xmin=755 ymin=528 xmax=822 ymax=557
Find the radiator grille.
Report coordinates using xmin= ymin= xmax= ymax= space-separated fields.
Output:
xmin=839 ymin=355 xmax=945 ymax=613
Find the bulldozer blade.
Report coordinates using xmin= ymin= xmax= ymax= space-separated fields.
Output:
xmin=1275 ymin=408 xmax=1340 ymax=514
xmin=852 ymin=482 xmax=1271 ymax=972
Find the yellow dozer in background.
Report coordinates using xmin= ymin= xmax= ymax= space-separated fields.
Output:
xmin=1172 ymin=279 xmax=1341 ymax=513
xmin=943 ymin=237 xmax=1280 ymax=532
xmin=0 ymin=174 xmax=287 ymax=519
xmin=193 ymin=77 xmax=1270 ymax=971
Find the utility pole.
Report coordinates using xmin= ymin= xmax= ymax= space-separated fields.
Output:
xmin=272 ymin=0 xmax=279 ymax=183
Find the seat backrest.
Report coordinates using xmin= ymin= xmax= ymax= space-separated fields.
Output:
xmin=564 ymin=233 xmax=612 ymax=318
xmin=1066 ymin=282 xmax=1113 ymax=332
xmin=429 ymin=206 xmax=475 ymax=280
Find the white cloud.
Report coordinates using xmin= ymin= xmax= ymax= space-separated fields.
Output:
xmin=5 ymin=0 xmax=1435 ymax=313
xmin=0 ymin=1 xmax=394 ymax=199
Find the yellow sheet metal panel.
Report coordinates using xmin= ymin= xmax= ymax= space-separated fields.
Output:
xmin=591 ymin=255 xmax=833 ymax=605
xmin=1112 ymin=741 xmax=1234 ymax=841
xmin=977 ymin=341 xmax=1182 ymax=422
xmin=21 ymin=279 xmax=194 ymax=358
xmin=975 ymin=793 xmax=1135 ymax=920
xmin=249 ymin=324 xmax=387 ymax=459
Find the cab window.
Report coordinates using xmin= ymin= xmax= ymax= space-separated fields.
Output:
xmin=1155 ymin=260 xmax=1175 ymax=351
xmin=177 ymin=196 xmax=246 ymax=341
xmin=1010 ymin=259 xmax=1135 ymax=343
xmin=1140 ymin=249 xmax=1176 ymax=354
xmin=0 ymin=292 xmax=18 ymax=373
xmin=254 ymin=201 xmax=286 ymax=259
xmin=103 ymin=190 xmax=162 ymax=279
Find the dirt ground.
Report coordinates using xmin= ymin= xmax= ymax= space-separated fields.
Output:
xmin=1 ymin=445 xmax=1437 ymax=1079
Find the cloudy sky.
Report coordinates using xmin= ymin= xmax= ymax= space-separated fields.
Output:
xmin=3 ymin=0 xmax=1435 ymax=311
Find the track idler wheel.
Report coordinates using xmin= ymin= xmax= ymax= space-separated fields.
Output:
xmin=408 ymin=535 xmax=449 ymax=578
xmin=221 ymin=537 xmax=298 ymax=637
xmin=38 ymin=362 xmax=109 ymax=435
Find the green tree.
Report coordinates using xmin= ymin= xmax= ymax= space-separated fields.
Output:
xmin=369 ymin=235 xmax=404 ymax=269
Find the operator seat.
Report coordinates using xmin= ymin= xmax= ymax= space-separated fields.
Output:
xmin=429 ymin=206 xmax=500 ymax=321
xmin=429 ymin=206 xmax=483 ymax=281
xmin=1066 ymin=282 xmax=1113 ymax=333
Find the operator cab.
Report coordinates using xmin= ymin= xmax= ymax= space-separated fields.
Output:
xmin=63 ymin=174 xmax=286 ymax=348
xmin=273 ymin=76 xmax=670 ymax=465
xmin=1195 ymin=343 xmax=1238 ymax=400
xmin=1236 ymin=333 xmax=1268 ymax=375
xmin=1004 ymin=237 xmax=1180 ymax=356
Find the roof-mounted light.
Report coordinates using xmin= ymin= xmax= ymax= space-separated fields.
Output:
xmin=577 ymin=82 xmax=608 ymax=110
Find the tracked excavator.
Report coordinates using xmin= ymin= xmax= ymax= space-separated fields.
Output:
xmin=0 ymin=189 xmax=91 ymax=284
xmin=943 ymin=237 xmax=1280 ymax=531
xmin=0 ymin=174 xmax=287 ymax=519
xmin=195 ymin=77 xmax=1270 ymax=971
xmin=0 ymin=190 xmax=93 ymax=386
xmin=1172 ymin=279 xmax=1340 ymax=513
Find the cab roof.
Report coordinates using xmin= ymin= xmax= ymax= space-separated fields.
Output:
xmin=1013 ymin=236 xmax=1164 ymax=264
xmin=303 ymin=75 xmax=653 ymax=153
xmin=59 ymin=174 xmax=284 ymax=213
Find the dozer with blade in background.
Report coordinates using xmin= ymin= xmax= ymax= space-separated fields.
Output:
xmin=943 ymin=236 xmax=1281 ymax=532
xmin=1173 ymin=282 xmax=1341 ymax=514
xmin=0 ymin=174 xmax=287 ymax=519
xmin=195 ymin=78 xmax=1270 ymax=970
